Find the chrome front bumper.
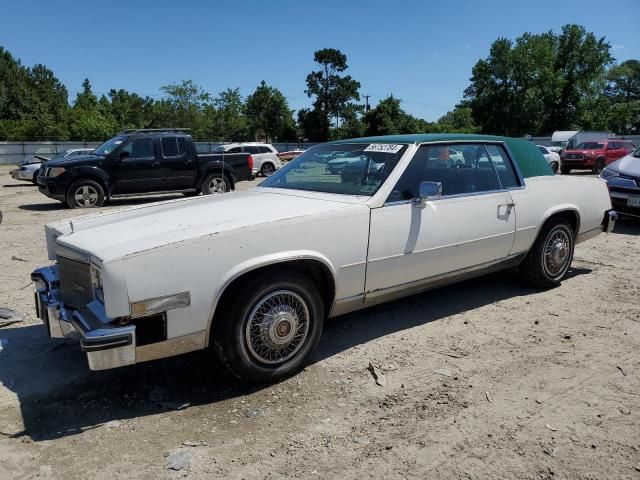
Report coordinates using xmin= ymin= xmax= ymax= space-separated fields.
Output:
xmin=602 ymin=209 xmax=617 ymax=233
xmin=32 ymin=266 xmax=136 ymax=370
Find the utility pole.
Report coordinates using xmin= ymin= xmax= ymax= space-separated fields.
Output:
xmin=364 ymin=94 xmax=371 ymax=112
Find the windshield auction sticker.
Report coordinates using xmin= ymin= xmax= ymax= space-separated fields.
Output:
xmin=364 ymin=144 xmax=403 ymax=154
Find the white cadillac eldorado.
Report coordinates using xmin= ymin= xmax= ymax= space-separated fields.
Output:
xmin=32 ymin=134 xmax=616 ymax=382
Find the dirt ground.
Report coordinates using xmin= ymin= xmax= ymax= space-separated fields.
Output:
xmin=0 ymin=165 xmax=639 ymax=480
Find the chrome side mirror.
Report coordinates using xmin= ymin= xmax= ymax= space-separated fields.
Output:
xmin=413 ymin=181 xmax=442 ymax=208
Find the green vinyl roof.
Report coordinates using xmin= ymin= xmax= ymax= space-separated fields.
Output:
xmin=330 ymin=134 xmax=554 ymax=178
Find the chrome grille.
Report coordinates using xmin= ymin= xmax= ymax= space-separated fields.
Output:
xmin=57 ymin=256 xmax=93 ymax=309
xmin=564 ymin=154 xmax=583 ymax=160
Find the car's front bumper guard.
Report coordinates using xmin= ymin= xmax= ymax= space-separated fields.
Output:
xmin=602 ymin=209 xmax=617 ymax=233
xmin=32 ymin=266 xmax=136 ymax=370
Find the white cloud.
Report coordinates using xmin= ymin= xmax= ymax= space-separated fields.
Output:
xmin=612 ymin=44 xmax=625 ymax=50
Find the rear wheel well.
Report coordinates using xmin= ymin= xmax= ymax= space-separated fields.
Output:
xmin=543 ymin=210 xmax=579 ymax=237
xmin=210 ymin=259 xmax=335 ymax=341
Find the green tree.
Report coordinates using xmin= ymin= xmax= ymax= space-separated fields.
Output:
xmin=245 ymin=80 xmax=294 ymax=141
xmin=158 ymin=80 xmax=211 ymax=132
xmin=363 ymin=95 xmax=428 ymax=136
xmin=544 ymin=25 xmax=613 ymax=132
xmin=304 ymin=48 xmax=360 ymax=140
xmin=297 ymin=108 xmax=329 ymax=142
xmin=606 ymin=60 xmax=640 ymax=101
xmin=108 ymin=88 xmax=155 ymax=130
xmin=436 ymin=104 xmax=478 ymax=133
xmin=69 ymin=79 xmax=116 ymax=140
xmin=213 ymin=88 xmax=248 ymax=141
xmin=464 ymin=25 xmax=613 ymax=136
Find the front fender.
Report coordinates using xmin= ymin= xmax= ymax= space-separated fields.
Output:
xmin=68 ymin=166 xmax=110 ymax=187
xmin=204 ymin=250 xmax=337 ymax=344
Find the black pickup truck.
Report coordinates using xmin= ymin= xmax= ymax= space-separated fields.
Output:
xmin=37 ymin=129 xmax=255 ymax=208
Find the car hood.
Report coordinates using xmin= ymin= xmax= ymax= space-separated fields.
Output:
xmin=46 ymin=154 xmax=104 ymax=167
xmin=608 ymin=153 xmax=640 ymax=176
xmin=49 ymin=189 xmax=367 ymax=262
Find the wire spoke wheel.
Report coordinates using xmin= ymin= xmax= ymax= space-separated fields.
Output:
xmin=74 ymin=185 xmax=99 ymax=207
xmin=543 ymin=227 xmax=571 ymax=277
xmin=245 ymin=290 xmax=310 ymax=365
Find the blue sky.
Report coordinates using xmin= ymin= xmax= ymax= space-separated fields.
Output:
xmin=1 ymin=0 xmax=638 ymax=121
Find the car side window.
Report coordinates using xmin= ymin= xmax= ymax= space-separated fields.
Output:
xmin=226 ymin=147 xmax=242 ymax=153
xmin=538 ymin=146 xmax=547 ymax=154
xmin=244 ymin=146 xmax=261 ymax=154
xmin=120 ymin=138 xmax=155 ymax=159
xmin=387 ymin=144 xmax=503 ymax=202
xmin=484 ymin=144 xmax=520 ymax=188
xmin=161 ymin=137 xmax=187 ymax=157
xmin=258 ymin=146 xmax=272 ymax=153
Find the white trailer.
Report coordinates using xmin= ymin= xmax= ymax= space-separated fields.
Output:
xmin=549 ymin=131 xmax=611 ymax=152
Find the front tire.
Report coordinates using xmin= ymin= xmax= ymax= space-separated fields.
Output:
xmin=593 ymin=157 xmax=605 ymax=174
xmin=550 ymin=161 xmax=559 ymax=174
xmin=201 ymin=173 xmax=231 ymax=195
xmin=213 ymin=270 xmax=325 ymax=383
xmin=66 ymin=179 xmax=105 ymax=208
xmin=560 ymin=165 xmax=571 ymax=175
xmin=521 ymin=218 xmax=574 ymax=288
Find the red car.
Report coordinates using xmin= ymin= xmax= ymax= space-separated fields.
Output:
xmin=561 ymin=140 xmax=636 ymax=174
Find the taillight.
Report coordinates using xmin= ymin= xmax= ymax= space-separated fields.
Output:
xmin=248 ymin=154 xmax=254 ymax=171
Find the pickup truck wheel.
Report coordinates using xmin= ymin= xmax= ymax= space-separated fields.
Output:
xmin=260 ymin=163 xmax=275 ymax=176
xmin=560 ymin=166 xmax=571 ymax=175
xmin=214 ymin=270 xmax=324 ymax=383
xmin=202 ymin=174 xmax=230 ymax=195
xmin=66 ymin=179 xmax=105 ymax=208
xmin=521 ymin=219 xmax=574 ymax=288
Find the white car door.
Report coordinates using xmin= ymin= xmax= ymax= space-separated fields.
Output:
xmin=366 ymin=143 xmax=519 ymax=296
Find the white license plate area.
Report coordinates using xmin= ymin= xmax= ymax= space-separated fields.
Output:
xmin=628 ymin=196 xmax=640 ymax=207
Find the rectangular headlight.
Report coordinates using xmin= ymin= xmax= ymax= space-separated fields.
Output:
xmin=47 ymin=167 xmax=65 ymax=177
xmin=130 ymin=292 xmax=190 ymax=318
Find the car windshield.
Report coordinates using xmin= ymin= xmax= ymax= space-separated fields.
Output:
xmin=576 ymin=142 xmax=605 ymax=149
xmin=633 ymin=147 xmax=640 ymax=158
xmin=94 ymin=136 xmax=127 ymax=155
xmin=260 ymin=143 xmax=408 ymax=196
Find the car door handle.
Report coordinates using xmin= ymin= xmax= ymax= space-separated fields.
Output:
xmin=497 ymin=203 xmax=515 ymax=220
xmin=150 ymin=161 xmax=160 ymax=167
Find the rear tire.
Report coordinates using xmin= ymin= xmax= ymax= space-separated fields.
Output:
xmin=201 ymin=173 xmax=231 ymax=195
xmin=66 ymin=179 xmax=105 ymax=209
xmin=260 ymin=163 xmax=275 ymax=177
xmin=32 ymin=170 xmax=39 ymax=184
xmin=213 ymin=270 xmax=325 ymax=383
xmin=521 ymin=218 xmax=574 ymax=288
